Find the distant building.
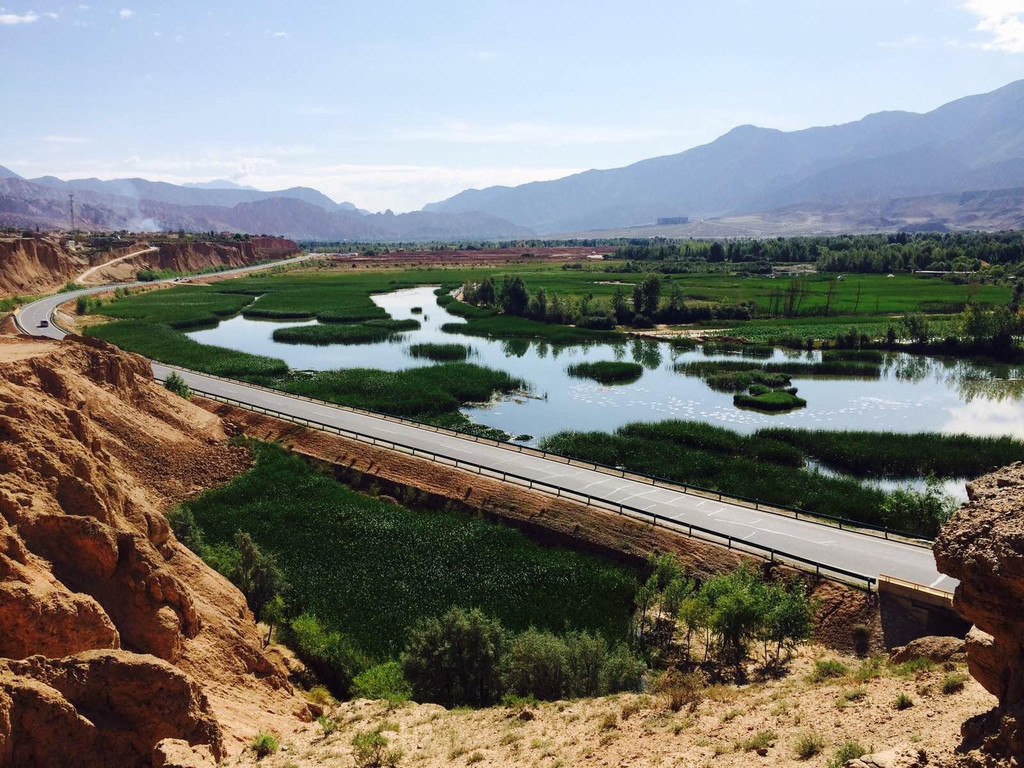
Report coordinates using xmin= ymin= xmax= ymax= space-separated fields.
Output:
xmin=656 ymin=216 xmax=689 ymax=226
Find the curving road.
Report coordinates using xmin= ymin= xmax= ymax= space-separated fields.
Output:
xmin=14 ymin=261 xmax=953 ymax=593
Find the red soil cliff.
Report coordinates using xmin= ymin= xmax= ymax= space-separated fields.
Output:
xmin=0 ymin=334 xmax=306 ymax=766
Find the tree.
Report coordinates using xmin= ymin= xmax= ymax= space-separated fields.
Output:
xmin=528 ymin=287 xmax=548 ymax=320
xmin=498 ymin=276 xmax=530 ymax=316
xmin=231 ymin=531 xmax=287 ymax=623
xmin=632 ymin=282 xmax=644 ymax=316
xmin=900 ymin=313 xmax=931 ymax=345
xmin=402 ymin=607 xmax=504 ymax=707
xmin=641 ymin=274 xmax=662 ymax=317
xmin=612 ymin=285 xmax=630 ymax=322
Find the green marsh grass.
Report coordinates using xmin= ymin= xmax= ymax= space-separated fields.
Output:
xmin=180 ymin=443 xmax=637 ymax=658
xmin=279 ymin=363 xmax=525 ymax=417
xmin=86 ymin=321 xmax=288 ymax=378
xmin=565 ymin=361 xmax=644 ymax=384
xmin=407 ymin=342 xmax=473 ymax=361
xmin=271 ymin=319 xmax=419 ymax=345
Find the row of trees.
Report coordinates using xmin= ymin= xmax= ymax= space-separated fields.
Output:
xmin=635 ymin=556 xmax=815 ymax=668
xmin=614 ymin=232 xmax=1024 ymax=274
xmin=462 ymin=273 xmax=752 ymax=329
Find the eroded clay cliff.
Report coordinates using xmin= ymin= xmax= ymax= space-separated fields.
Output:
xmin=935 ymin=462 xmax=1024 ymax=765
xmin=0 ymin=334 xmax=305 ymax=766
xmin=0 ymin=237 xmax=86 ymax=296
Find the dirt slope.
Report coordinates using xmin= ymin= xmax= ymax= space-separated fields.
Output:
xmin=0 ymin=334 xmax=307 ymax=766
xmin=0 ymin=236 xmax=86 ymax=296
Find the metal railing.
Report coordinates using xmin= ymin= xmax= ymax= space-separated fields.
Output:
xmin=155 ymin=363 xmax=932 ymax=546
xmin=190 ymin=385 xmax=879 ymax=591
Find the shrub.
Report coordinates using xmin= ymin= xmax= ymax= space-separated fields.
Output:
xmin=282 ymin=613 xmax=368 ymax=698
xmin=351 ymin=727 xmax=402 ymax=768
xmin=317 ymin=715 xmax=338 ymax=736
xmin=163 ymin=371 xmax=191 ymax=399
xmin=836 ymin=688 xmax=867 ymax=708
xmin=852 ymin=624 xmax=871 ymax=656
xmin=942 ymin=673 xmax=968 ymax=694
xmin=601 ymin=644 xmax=646 ymax=694
xmin=738 ymin=730 xmax=776 ymax=752
xmin=402 ymin=607 xmax=504 ymax=708
xmin=793 ymin=731 xmax=825 ymax=760
xmin=810 ymin=659 xmax=849 ymax=683
xmin=502 ymin=627 xmax=568 ymax=701
xmin=656 ymin=668 xmax=702 ymax=712
xmin=828 ymin=741 xmax=868 ymax=768
xmin=407 ymin=342 xmax=472 ymax=361
xmin=894 ymin=657 xmax=935 ymax=677
xmin=250 ymin=731 xmax=279 ymax=758
xmin=894 ymin=693 xmax=914 ymax=710
xmin=352 ymin=661 xmax=412 ymax=704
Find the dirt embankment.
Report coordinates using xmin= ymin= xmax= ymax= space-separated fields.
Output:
xmin=0 ymin=334 xmax=309 ymax=767
xmin=0 ymin=236 xmax=87 ymax=296
xmin=85 ymin=238 xmax=300 ymax=284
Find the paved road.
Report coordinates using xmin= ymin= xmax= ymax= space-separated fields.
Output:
xmin=16 ymin=253 xmax=317 ymax=340
xmin=76 ymin=246 xmax=159 ymax=283
xmin=15 ymin=263 xmax=953 ymax=592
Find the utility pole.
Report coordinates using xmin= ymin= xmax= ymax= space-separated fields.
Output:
xmin=68 ymin=192 xmax=76 ymax=232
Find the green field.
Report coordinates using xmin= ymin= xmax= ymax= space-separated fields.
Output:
xmin=272 ymin=318 xmax=419 ymax=345
xmin=180 ymin=443 xmax=637 ymax=658
xmin=95 ymin=285 xmax=256 ymax=329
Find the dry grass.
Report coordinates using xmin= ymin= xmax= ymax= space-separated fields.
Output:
xmin=223 ymin=645 xmax=993 ymax=768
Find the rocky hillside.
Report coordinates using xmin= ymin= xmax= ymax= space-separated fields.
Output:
xmin=935 ymin=463 xmax=1024 ymax=766
xmin=0 ymin=334 xmax=308 ymax=766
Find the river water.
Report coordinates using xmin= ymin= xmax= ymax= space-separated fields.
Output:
xmin=187 ymin=285 xmax=1024 ymax=497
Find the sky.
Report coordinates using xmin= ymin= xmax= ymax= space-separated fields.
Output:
xmin=1 ymin=1 xmax=1023 ymax=212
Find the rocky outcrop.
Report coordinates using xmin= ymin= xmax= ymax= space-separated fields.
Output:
xmin=0 ymin=651 xmax=222 ymax=768
xmin=0 ymin=334 xmax=305 ymax=763
xmin=0 ymin=236 xmax=85 ymax=295
xmin=889 ymin=636 xmax=966 ymax=665
xmin=934 ymin=462 xmax=1024 ymax=765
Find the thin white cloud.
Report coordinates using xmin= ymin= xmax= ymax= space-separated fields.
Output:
xmin=77 ymin=4 xmax=90 ymax=9
xmin=271 ymin=30 xmax=288 ymax=38
xmin=0 ymin=11 xmax=39 ymax=24
xmin=118 ymin=8 xmax=134 ymax=19
xmin=393 ymin=120 xmax=676 ymax=146
xmin=43 ymin=11 xmax=57 ymax=19
xmin=964 ymin=0 xmax=1024 ymax=53
xmin=44 ymin=135 xmax=88 ymax=144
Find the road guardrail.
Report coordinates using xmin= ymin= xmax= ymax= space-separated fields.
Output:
xmin=190 ymin=385 xmax=880 ymax=592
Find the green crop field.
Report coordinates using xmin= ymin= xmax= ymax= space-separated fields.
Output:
xmin=180 ymin=443 xmax=637 ymax=658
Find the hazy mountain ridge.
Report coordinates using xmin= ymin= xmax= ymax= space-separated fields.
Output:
xmin=0 ymin=175 xmax=530 ymax=240
xmin=425 ymin=80 xmax=1024 ymax=233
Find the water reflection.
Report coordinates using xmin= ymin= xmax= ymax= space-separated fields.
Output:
xmin=186 ymin=285 xmax=1024 ymax=444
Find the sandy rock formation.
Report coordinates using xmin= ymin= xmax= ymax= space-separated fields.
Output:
xmin=934 ymin=462 xmax=1024 ymax=765
xmin=0 ymin=651 xmax=222 ymax=768
xmin=0 ymin=334 xmax=304 ymax=764
xmin=889 ymin=635 xmax=966 ymax=665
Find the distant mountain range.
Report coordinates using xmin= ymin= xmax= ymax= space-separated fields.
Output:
xmin=0 ymin=167 xmax=528 ymax=240
xmin=425 ymin=80 xmax=1024 ymax=234
xmin=5 ymin=80 xmax=1024 ymax=240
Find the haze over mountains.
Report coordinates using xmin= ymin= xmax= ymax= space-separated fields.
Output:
xmin=426 ymin=79 xmax=1024 ymax=234
xmin=4 ymin=80 xmax=1024 ymax=240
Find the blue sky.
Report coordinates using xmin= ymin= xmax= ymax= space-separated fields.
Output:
xmin=1 ymin=0 xmax=1022 ymax=211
